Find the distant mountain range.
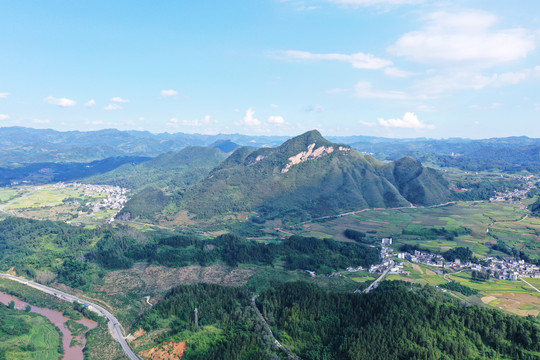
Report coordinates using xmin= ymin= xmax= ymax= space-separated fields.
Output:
xmin=0 ymin=127 xmax=537 ymax=187
xmin=0 ymin=127 xmax=286 ymax=166
xmin=117 ymin=131 xmax=452 ymax=224
xmin=1 ymin=126 xmax=538 ymax=171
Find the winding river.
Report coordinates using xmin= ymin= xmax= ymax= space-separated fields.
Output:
xmin=0 ymin=291 xmax=97 ymax=360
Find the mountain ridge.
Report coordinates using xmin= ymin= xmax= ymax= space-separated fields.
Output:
xmin=146 ymin=130 xmax=454 ymax=224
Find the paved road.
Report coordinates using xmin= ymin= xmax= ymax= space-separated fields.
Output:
xmin=0 ymin=187 xmax=39 ymax=214
xmin=0 ymin=273 xmax=140 ymax=360
xmin=363 ymin=267 xmax=390 ymax=293
xmin=519 ymin=276 xmax=540 ymax=294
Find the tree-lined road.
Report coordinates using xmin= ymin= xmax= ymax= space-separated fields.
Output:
xmin=0 ymin=273 xmax=140 ymax=360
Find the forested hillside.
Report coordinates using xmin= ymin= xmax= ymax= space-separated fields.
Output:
xmin=135 ymin=281 xmax=540 ymax=360
xmin=173 ymin=130 xmax=452 ymax=223
xmin=87 ymin=146 xmax=226 ymax=191
xmin=136 ymin=284 xmax=276 ymax=359
xmin=87 ymin=147 xmax=226 ymax=221
xmin=0 ymin=217 xmax=379 ymax=289
xmin=257 ymin=281 xmax=540 ymax=360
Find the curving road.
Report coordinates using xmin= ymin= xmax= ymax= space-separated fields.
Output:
xmin=0 ymin=273 xmax=140 ymax=360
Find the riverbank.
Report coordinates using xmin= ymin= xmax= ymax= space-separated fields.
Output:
xmin=0 ymin=291 xmax=97 ymax=360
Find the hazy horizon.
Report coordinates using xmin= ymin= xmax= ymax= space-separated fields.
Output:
xmin=2 ymin=124 xmax=539 ymax=141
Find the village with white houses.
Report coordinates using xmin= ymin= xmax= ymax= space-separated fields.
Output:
xmin=54 ymin=182 xmax=130 ymax=215
xmin=305 ymin=234 xmax=540 ymax=283
xmin=490 ymin=174 xmax=537 ymax=203
xmin=369 ymin=237 xmax=540 ymax=281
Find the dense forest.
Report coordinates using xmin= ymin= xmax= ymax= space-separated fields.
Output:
xmin=529 ymin=197 xmax=540 ymax=217
xmin=148 ymin=234 xmax=379 ymax=273
xmin=0 ymin=217 xmax=102 ymax=287
xmin=453 ymin=177 xmax=526 ymax=201
xmin=136 ymin=281 xmax=540 ymax=360
xmin=257 ymin=281 xmax=540 ymax=360
xmin=0 ymin=218 xmax=380 ymax=290
xmin=136 ymin=283 xmax=279 ymax=359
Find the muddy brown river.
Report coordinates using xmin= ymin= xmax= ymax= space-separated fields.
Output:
xmin=0 ymin=291 xmax=97 ymax=360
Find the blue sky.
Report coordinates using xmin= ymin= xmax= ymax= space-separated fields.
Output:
xmin=0 ymin=0 xmax=539 ymax=138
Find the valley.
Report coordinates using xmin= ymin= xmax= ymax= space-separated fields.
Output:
xmin=0 ymin=130 xmax=538 ymax=359
xmin=4 ymin=1 xmax=540 ymax=358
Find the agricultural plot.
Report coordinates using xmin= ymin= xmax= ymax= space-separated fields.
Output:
xmin=0 ymin=184 xmax=123 ymax=225
xmin=298 ymin=201 xmax=539 ymax=261
xmin=0 ymin=306 xmax=62 ymax=360
xmin=385 ymin=263 xmax=540 ymax=317
xmin=0 ymin=188 xmax=22 ymax=203
xmin=448 ymin=272 xmax=540 ymax=317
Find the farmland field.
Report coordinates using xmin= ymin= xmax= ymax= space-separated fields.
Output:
xmin=293 ymin=200 xmax=539 ymax=261
xmin=0 ymin=305 xmax=62 ymax=360
xmin=0 ymin=184 xmax=123 ymax=225
xmin=384 ymin=263 xmax=540 ymax=317
xmin=0 ymin=188 xmax=22 ymax=203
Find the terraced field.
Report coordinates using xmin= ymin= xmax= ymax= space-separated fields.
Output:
xmin=0 ymin=306 xmax=62 ymax=360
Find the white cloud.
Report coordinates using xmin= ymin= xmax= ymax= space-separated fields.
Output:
xmin=354 ymin=81 xmax=408 ymax=99
xmin=280 ymin=50 xmax=392 ymax=70
xmin=85 ymin=120 xmax=105 ymax=125
xmin=166 ymin=118 xmax=179 ymax=127
xmin=388 ymin=10 xmax=537 ymax=66
xmin=44 ymin=96 xmax=76 ymax=107
xmin=270 ymin=104 xmax=280 ymax=108
xmin=416 ymin=105 xmax=436 ymax=112
xmin=297 ymin=5 xmax=320 ymax=10
xmin=161 ymin=89 xmax=178 ymax=97
xmin=268 ymin=115 xmax=285 ymax=124
xmin=359 ymin=120 xmax=377 ymax=127
xmin=305 ymin=104 xmax=325 ymax=112
xmin=182 ymin=115 xmax=214 ymax=126
xmin=414 ymin=66 xmax=540 ymax=95
xmin=239 ymin=108 xmax=261 ymax=126
xmin=327 ymin=0 xmax=423 ymax=6
xmin=377 ymin=112 xmax=434 ymax=129
xmin=0 ymin=114 xmax=8 ymax=120
xmin=111 ymin=97 xmax=130 ymax=103
xmin=0 ymin=93 xmax=9 ymax=98
xmin=104 ymin=104 xmax=122 ymax=111
xmin=468 ymin=103 xmax=503 ymax=110
xmin=326 ymin=88 xmax=348 ymax=94
xmin=384 ymin=67 xmax=414 ymax=78
xmin=32 ymin=118 xmax=51 ymax=124
xmin=85 ymin=99 xmax=96 ymax=107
